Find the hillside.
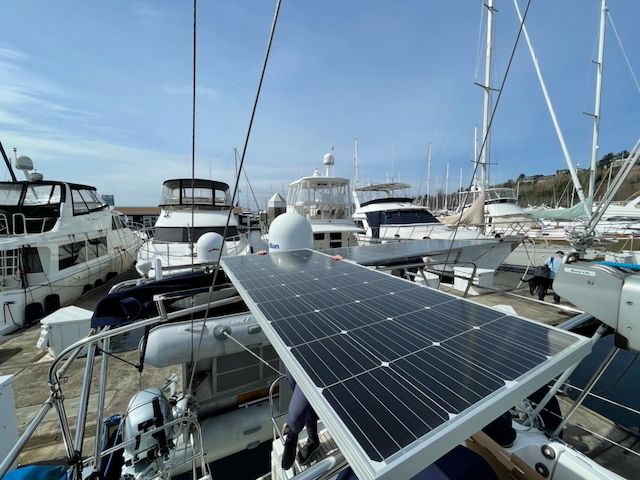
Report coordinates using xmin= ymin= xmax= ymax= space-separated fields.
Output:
xmin=497 ymin=165 xmax=640 ymax=208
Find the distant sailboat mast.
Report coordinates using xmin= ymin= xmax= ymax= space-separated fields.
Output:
xmin=479 ymin=0 xmax=495 ymax=196
xmin=588 ymin=0 xmax=607 ymax=200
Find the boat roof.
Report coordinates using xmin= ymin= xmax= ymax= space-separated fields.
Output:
xmin=0 ymin=180 xmax=98 ymax=191
xmin=289 ymin=175 xmax=350 ymax=186
xmin=356 ymin=182 xmax=411 ymax=192
xmin=162 ymin=178 xmax=230 ymax=191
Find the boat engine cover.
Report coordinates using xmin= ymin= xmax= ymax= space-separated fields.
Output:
xmin=122 ymin=388 xmax=174 ymax=463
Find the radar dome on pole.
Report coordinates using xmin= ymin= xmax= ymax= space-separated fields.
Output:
xmin=323 ymin=151 xmax=335 ymax=176
xmin=268 ymin=212 xmax=313 ymax=252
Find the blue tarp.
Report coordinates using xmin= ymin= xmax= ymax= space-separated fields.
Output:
xmin=4 ymin=465 xmax=67 ymax=480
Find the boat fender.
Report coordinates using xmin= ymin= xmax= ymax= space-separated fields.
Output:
xmin=44 ymin=294 xmax=60 ymax=315
xmin=214 ymin=324 xmax=232 ymax=340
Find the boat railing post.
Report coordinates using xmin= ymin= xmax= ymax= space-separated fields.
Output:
xmin=269 ymin=374 xmax=286 ymax=441
xmin=73 ymin=342 xmax=97 ymax=458
xmin=93 ymin=335 xmax=110 ymax=471
xmin=0 ymin=399 xmax=55 ymax=478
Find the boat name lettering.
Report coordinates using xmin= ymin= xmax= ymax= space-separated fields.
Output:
xmin=565 ymin=267 xmax=596 ymax=277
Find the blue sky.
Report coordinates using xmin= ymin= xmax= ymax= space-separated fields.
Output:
xmin=0 ymin=1 xmax=638 ymax=207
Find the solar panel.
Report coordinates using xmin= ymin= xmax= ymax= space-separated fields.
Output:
xmin=221 ymin=250 xmax=591 ymax=480
xmin=323 ymin=238 xmax=502 ymax=266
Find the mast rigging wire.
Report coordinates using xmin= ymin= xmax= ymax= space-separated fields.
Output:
xmin=443 ymin=0 xmax=533 ymax=269
xmin=607 ymin=10 xmax=640 ymax=95
xmin=186 ymin=0 xmax=283 ymax=395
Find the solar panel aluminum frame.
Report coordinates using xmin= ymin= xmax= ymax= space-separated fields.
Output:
xmin=221 ymin=251 xmax=592 ymax=480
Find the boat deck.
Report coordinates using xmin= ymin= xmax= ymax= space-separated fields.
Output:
xmin=0 ymin=269 xmax=181 ymax=464
xmin=1 ymin=268 xmax=638 ymax=478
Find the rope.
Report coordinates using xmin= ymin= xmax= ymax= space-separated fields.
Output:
xmin=186 ymin=0 xmax=283 ymax=396
xmin=223 ymin=331 xmax=282 ymax=376
xmin=607 ymin=11 xmax=640 ymax=95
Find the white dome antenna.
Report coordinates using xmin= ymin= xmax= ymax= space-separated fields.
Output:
xmin=323 ymin=151 xmax=335 ymax=176
xmin=268 ymin=212 xmax=313 ymax=252
xmin=196 ymin=232 xmax=226 ymax=264
xmin=15 ymin=155 xmax=35 ymax=180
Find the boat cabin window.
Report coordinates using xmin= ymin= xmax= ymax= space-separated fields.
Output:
xmin=87 ymin=237 xmax=108 ymax=260
xmin=0 ymin=249 xmax=19 ymax=279
xmin=378 ymin=209 xmax=440 ymax=225
xmin=154 ymin=226 xmax=239 ymax=243
xmin=0 ymin=184 xmax=23 ymax=206
xmin=59 ymin=241 xmax=87 ymax=270
xmin=112 ymin=215 xmax=127 ymax=230
xmin=23 ymin=247 xmax=43 ymax=273
xmin=313 ymin=233 xmax=325 ymax=241
xmin=71 ymin=187 xmax=106 ymax=215
xmin=23 ymin=184 xmax=62 ymax=205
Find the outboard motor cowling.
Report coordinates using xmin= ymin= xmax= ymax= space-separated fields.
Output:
xmin=122 ymin=388 xmax=174 ymax=477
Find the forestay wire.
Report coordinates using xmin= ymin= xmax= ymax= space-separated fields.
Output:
xmin=186 ymin=0 xmax=283 ymax=395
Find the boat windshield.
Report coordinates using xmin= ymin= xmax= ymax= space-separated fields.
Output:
xmin=0 ymin=183 xmax=62 ymax=206
xmin=160 ymin=179 xmax=231 ymax=207
xmin=374 ymin=209 xmax=440 ymax=225
xmin=154 ymin=226 xmax=239 ymax=242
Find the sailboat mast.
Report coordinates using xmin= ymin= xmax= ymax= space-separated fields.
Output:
xmin=444 ymin=162 xmax=450 ymax=211
xmin=480 ymin=0 xmax=494 ymax=195
xmin=353 ymin=138 xmax=359 ymax=189
xmin=588 ymin=0 xmax=607 ymax=200
xmin=427 ymin=143 xmax=432 ymax=209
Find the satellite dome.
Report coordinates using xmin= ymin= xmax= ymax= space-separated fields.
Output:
xmin=15 ymin=156 xmax=33 ymax=171
xmin=322 ymin=152 xmax=335 ymax=166
xmin=268 ymin=212 xmax=313 ymax=252
xmin=196 ymin=232 xmax=226 ymax=263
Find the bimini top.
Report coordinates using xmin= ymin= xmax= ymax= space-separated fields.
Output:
xmin=159 ymin=179 xmax=232 ymax=208
xmin=221 ymin=250 xmax=591 ymax=480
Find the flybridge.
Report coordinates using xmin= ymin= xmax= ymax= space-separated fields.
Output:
xmin=159 ymin=178 xmax=232 ymax=208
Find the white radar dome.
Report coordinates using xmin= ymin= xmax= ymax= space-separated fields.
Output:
xmin=322 ymin=152 xmax=335 ymax=166
xmin=268 ymin=212 xmax=313 ymax=252
xmin=196 ymin=232 xmax=226 ymax=263
xmin=15 ymin=156 xmax=34 ymax=170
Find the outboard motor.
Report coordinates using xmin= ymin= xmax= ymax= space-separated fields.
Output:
xmin=554 ymin=261 xmax=640 ymax=351
xmin=121 ymin=388 xmax=174 ymax=478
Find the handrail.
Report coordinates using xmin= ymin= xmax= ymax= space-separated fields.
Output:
xmin=0 ymin=294 xmax=244 ymax=478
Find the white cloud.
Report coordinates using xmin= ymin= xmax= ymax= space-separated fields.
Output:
xmin=163 ymin=84 xmax=219 ymax=99
xmin=0 ymin=44 xmax=29 ymax=62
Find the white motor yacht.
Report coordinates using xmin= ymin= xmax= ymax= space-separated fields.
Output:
xmin=286 ymin=152 xmax=361 ymax=249
xmin=136 ymin=178 xmax=254 ymax=277
xmin=0 ymin=156 xmax=140 ymax=336
xmin=353 ymin=182 xmax=518 ymax=271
